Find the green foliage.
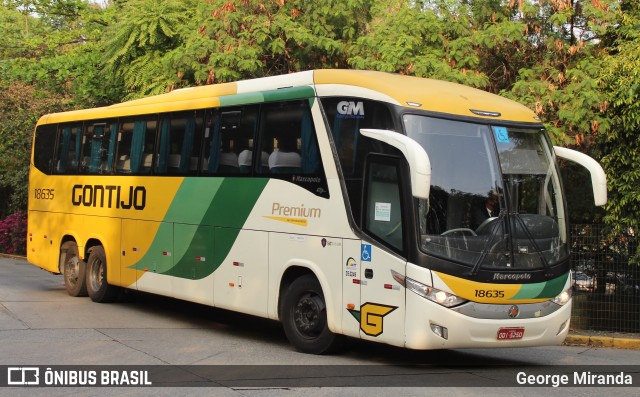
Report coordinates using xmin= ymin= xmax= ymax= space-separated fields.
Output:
xmin=0 ymin=81 xmax=70 ymax=217
xmin=349 ymin=0 xmax=487 ymax=87
xmin=102 ymin=0 xmax=198 ymax=98
xmin=170 ymin=0 xmax=369 ymax=85
xmin=1 ymin=1 xmax=123 ymax=106
xmin=598 ymin=1 xmax=640 ymax=229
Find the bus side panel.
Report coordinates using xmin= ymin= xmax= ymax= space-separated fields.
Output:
xmin=213 ymin=228 xmax=269 ymax=317
xmin=121 ymin=219 xmax=173 ymax=294
xmin=27 ymin=210 xmax=62 ymax=273
xmin=267 ymin=232 xmax=343 ymax=333
xmin=171 ymin=223 xmax=214 ymax=305
xmin=341 ymin=239 xmax=362 ymax=339
xmin=358 ymin=245 xmax=406 ymax=348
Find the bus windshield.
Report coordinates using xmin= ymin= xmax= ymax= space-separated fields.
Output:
xmin=404 ymin=115 xmax=568 ymax=271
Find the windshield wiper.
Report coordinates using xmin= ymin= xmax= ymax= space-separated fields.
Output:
xmin=513 ymin=214 xmax=551 ymax=272
xmin=466 ymin=210 xmax=507 ymax=277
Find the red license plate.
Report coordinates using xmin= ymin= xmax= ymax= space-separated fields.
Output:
xmin=497 ymin=327 xmax=525 ymax=340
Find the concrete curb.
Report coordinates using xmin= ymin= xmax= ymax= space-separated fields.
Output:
xmin=0 ymin=253 xmax=26 ymax=260
xmin=564 ymin=334 xmax=640 ymax=350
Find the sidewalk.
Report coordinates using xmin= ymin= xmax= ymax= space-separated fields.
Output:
xmin=564 ymin=330 xmax=640 ymax=350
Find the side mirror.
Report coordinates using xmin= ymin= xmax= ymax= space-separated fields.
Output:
xmin=360 ymin=129 xmax=431 ymax=199
xmin=554 ymin=146 xmax=607 ymax=206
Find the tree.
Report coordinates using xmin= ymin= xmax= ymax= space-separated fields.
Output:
xmin=0 ymin=81 xmax=70 ymax=217
xmin=598 ymin=0 xmax=640 ymax=230
xmin=348 ymin=0 xmax=488 ymax=88
xmin=101 ymin=0 xmax=198 ymax=98
xmin=473 ymin=0 xmax=617 ymax=147
xmin=171 ymin=0 xmax=370 ymax=86
xmin=0 ymin=1 xmax=119 ymax=217
xmin=1 ymin=1 xmax=122 ymax=106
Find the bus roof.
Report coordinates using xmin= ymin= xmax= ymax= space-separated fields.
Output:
xmin=37 ymin=69 xmax=538 ymax=125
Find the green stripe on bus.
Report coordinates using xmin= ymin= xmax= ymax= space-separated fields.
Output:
xmin=535 ymin=272 xmax=568 ymax=299
xmin=510 ymin=281 xmax=546 ymax=300
xmin=133 ymin=178 xmax=268 ymax=279
xmin=510 ymin=273 xmax=568 ymax=300
xmin=218 ymin=92 xmax=265 ymax=107
xmin=262 ymin=86 xmax=315 ymax=102
xmin=218 ymin=86 xmax=315 ymax=107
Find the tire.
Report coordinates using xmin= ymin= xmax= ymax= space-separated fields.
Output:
xmin=281 ymin=274 xmax=343 ymax=354
xmin=62 ymin=242 xmax=87 ymax=297
xmin=86 ymin=246 xmax=120 ymax=303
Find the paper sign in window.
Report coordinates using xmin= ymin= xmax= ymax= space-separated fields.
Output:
xmin=374 ymin=202 xmax=391 ymax=222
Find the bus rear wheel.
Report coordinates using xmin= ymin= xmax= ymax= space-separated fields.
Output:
xmin=86 ymin=246 xmax=120 ymax=303
xmin=62 ymin=242 xmax=87 ymax=297
xmin=281 ymin=274 xmax=343 ymax=354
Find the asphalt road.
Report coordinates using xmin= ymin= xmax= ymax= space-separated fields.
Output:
xmin=0 ymin=255 xmax=638 ymax=396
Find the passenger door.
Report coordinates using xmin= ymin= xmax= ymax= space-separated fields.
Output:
xmin=357 ymin=155 xmax=408 ymax=347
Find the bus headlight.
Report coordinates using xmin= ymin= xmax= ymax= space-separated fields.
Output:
xmin=552 ymin=288 xmax=572 ymax=306
xmin=404 ymin=277 xmax=467 ymax=308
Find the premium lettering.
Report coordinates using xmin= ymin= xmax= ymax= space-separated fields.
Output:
xmin=272 ymin=202 xmax=321 ymax=218
xmin=72 ymin=184 xmax=146 ymax=210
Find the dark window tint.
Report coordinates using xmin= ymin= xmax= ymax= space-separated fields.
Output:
xmin=321 ymin=98 xmax=394 ymax=177
xmin=321 ymin=98 xmax=396 ymax=223
xmin=56 ymin=124 xmax=83 ymax=174
xmin=33 ymin=124 xmax=58 ymax=174
xmin=258 ymin=100 xmax=321 ymax=176
xmin=116 ymin=116 xmax=157 ymax=174
xmin=203 ymin=106 xmax=258 ymax=175
xmin=79 ymin=121 xmax=117 ymax=174
xmin=156 ymin=110 xmax=204 ymax=175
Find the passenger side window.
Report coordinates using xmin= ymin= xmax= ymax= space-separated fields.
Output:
xmin=80 ymin=121 xmax=117 ymax=174
xmin=56 ymin=124 xmax=82 ymax=174
xmin=33 ymin=124 xmax=58 ymax=174
xmin=116 ymin=116 xmax=157 ymax=174
xmin=203 ymin=106 xmax=258 ymax=175
xmin=156 ymin=110 xmax=204 ymax=175
xmin=258 ymin=100 xmax=320 ymax=175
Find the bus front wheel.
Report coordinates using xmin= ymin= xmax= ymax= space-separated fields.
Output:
xmin=86 ymin=246 xmax=120 ymax=303
xmin=62 ymin=242 xmax=87 ymax=297
xmin=281 ymin=274 xmax=343 ymax=354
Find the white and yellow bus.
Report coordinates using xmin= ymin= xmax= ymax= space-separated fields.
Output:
xmin=27 ymin=70 xmax=607 ymax=354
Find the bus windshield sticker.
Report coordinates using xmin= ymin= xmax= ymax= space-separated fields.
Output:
xmin=374 ymin=202 xmax=391 ymax=222
xmin=493 ymin=126 xmax=510 ymax=143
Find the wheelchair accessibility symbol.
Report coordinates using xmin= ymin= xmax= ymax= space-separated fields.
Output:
xmin=493 ymin=126 xmax=510 ymax=143
xmin=361 ymin=244 xmax=372 ymax=262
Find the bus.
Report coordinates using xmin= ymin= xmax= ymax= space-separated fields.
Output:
xmin=27 ymin=69 xmax=607 ymax=354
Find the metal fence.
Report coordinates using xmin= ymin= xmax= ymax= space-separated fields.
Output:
xmin=570 ymin=224 xmax=640 ymax=333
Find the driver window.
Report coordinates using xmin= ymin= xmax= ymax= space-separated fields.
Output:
xmin=363 ymin=156 xmax=404 ymax=252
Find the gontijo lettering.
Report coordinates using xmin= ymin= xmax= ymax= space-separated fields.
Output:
xmin=71 ymin=184 xmax=146 ymax=210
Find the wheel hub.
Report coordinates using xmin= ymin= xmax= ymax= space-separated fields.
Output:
xmin=294 ymin=294 xmax=324 ymax=335
xmin=66 ymin=257 xmax=79 ymax=283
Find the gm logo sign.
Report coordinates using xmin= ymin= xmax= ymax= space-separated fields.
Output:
xmin=337 ymin=101 xmax=365 ymax=119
